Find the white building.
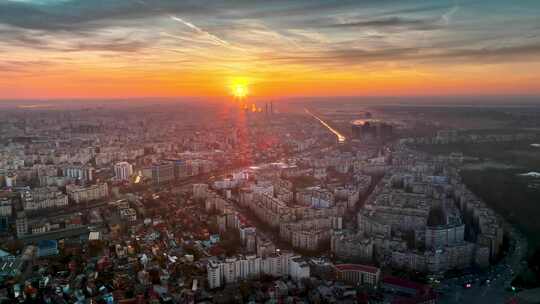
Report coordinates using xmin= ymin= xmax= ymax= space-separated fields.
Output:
xmin=296 ymin=187 xmax=335 ymax=208
xmin=331 ymin=231 xmax=374 ymax=261
xmin=334 ymin=264 xmax=381 ymax=287
xmin=63 ymin=165 xmax=94 ymax=183
xmin=206 ymin=251 xmax=303 ymax=289
xmin=207 ymin=260 xmax=222 ymax=289
xmin=21 ymin=188 xmax=68 ymax=211
xmin=114 ymin=162 xmax=133 ymax=181
xmin=0 ymin=198 xmax=12 ymax=217
xmin=289 ymin=256 xmax=310 ymax=280
xmin=66 ymin=183 xmax=109 ymax=204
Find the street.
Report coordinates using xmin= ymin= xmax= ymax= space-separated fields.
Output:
xmin=438 ymin=225 xmax=527 ymax=303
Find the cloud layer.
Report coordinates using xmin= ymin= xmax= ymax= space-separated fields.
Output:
xmin=1 ymin=0 xmax=540 ymax=98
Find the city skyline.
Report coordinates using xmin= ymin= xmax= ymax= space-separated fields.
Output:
xmin=1 ymin=2 xmax=540 ymax=301
xmin=1 ymin=0 xmax=540 ymax=99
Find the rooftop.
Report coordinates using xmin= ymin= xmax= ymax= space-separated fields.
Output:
xmin=382 ymin=276 xmax=427 ymax=292
xmin=334 ymin=264 xmax=379 ymax=274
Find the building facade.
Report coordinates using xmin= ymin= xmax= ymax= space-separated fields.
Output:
xmin=114 ymin=161 xmax=133 ymax=181
xmin=334 ymin=264 xmax=381 ymax=287
xmin=66 ymin=182 xmax=109 ymax=204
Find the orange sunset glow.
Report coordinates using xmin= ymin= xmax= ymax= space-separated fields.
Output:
xmin=2 ymin=2 xmax=540 ymax=301
xmin=1 ymin=1 xmax=540 ymax=100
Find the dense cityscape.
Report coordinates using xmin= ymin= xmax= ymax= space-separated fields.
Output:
xmin=0 ymin=101 xmax=536 ymax=303
xmin=2 ymin=0 xmax=540 ymax=303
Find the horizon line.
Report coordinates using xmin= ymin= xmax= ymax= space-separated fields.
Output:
xmin=1 ymin=93 xmax=539 ymax=103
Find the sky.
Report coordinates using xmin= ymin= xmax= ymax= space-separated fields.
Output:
xmin=1 ymin=0 xmax=540 ymax=100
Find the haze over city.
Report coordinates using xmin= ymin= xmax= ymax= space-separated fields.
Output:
xmin=2 ymin=1 xmax=540 ymax=304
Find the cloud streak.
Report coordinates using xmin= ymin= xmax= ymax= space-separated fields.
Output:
xmin=440 ymin=6 xmax=460 ymax=25
xmin=260 ymin=42 xmax=540 ymax=67
xmin=326 ymin=17 xmax=442 ymax=31
xmin=169 ymin=15 xmax=230 ymax=46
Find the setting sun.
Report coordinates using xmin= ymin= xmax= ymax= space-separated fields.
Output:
xmin=232 ymin=84 xmax=248 ymax=99
xmin=2 ymin=1 xmax=540 ymax=300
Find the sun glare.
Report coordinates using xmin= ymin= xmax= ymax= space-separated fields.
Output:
xmin=232 ymin=84 xmax=248 ymax=99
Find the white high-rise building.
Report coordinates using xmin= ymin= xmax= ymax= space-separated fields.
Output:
xmin=16 ymin=212 xmax=28 ymax=237
xmin=63 ymin=165 xmax=94 ymax=183
xmin=207 ymin=260 xmax=222 ymax=289
xmin=206 ymin=251 xmax=303 ymax=289
xmin=114 ymin=162 xmax=133 ymax=181
xmin=0 ymin=198 xmax=13 ymax=217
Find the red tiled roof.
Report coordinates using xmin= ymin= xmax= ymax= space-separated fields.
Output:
xmin=334 ymin=264 xmax=379 ymax=274
xmin=382 ymin=276 xmax=427 ymax=292
xmin=390 ymin=292 xmax=438 ymax=304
